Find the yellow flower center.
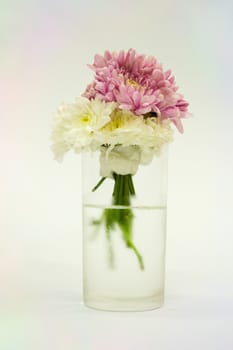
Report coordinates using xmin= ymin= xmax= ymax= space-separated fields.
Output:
xmin=72 ymin=113 xmax=92 ymax=128
xmin=110 ymin=117 xmax=124 ymax=129
xmin=102 ymin=110 xmax=132 ymax=131
xmin=103 ymin=117 xmax=124 ymax=131
xmin=80 ymin=113 xmax=91 ymax=124
xmin=126 ymin=79 xmax=141 ymax=88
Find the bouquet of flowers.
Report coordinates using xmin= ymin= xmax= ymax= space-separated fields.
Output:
xmin=51 ymin=49 xmax=190 ymax=269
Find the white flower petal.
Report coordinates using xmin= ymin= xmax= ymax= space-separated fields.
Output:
xmin=51 ymin=98 xmax=116 ymax=158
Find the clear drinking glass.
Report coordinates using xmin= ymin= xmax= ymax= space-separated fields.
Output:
xmin=82 ymin=146 xmax=168 ymax=311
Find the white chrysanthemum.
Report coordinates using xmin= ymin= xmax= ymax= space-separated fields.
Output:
xmin=101 ymin=110 xmax=173 ymax=150
xmin=100 ymin=109 xmax=143 ymax=147
xmin=99 ymin=110 xmax=173 ymax=176
xmin=143 ymin=117 xmax=174 ymax=152
xmin=51 ymin=97 xmax=116 ymax=160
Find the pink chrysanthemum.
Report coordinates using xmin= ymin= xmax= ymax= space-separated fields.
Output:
xmin=83 ymin=49 xmax=189 ymax=132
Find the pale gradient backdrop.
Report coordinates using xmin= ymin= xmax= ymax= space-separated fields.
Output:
xmin=1 ymin=0 xmax=233 ymax=349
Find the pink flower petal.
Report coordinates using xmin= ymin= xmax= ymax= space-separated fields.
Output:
xmin=83 ymin=49 xmax=190 ymax=131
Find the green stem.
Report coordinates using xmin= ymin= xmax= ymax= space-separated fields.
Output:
xmin=92 ymin=177 xmax=106 ymax=192
xmin=127 ymin=241 xmax=144 ymax=270
xmin=111 ymin=173 xmax=144 ymax=270
xmin=128 ymin=174 xmax=136 ymax=195
xmin=91 ymin=173 xmax=144 ymax=270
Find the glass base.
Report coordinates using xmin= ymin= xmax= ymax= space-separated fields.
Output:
xmin=84 ymin=292 xmax=164 ymax=312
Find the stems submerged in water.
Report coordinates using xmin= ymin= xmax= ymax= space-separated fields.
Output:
xmin=92 ymin=173 xmax=144 ymax=270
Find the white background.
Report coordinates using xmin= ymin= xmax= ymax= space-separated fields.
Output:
xmin=1 ymin=0 xmax=233 ymax=349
